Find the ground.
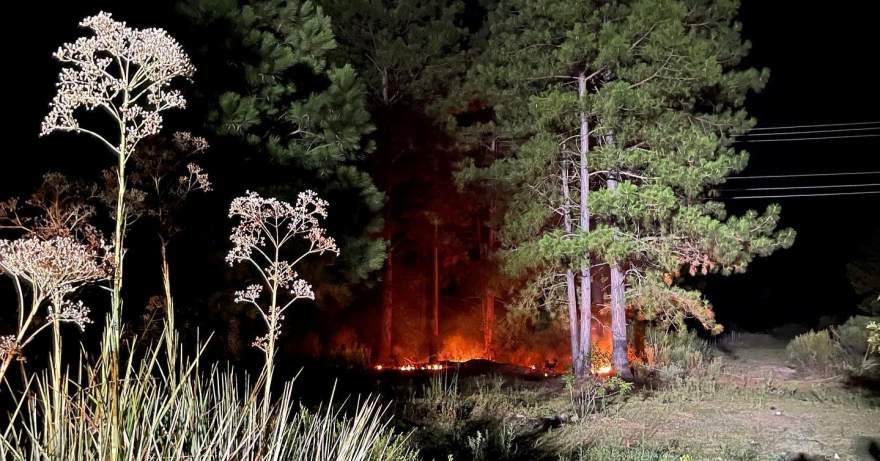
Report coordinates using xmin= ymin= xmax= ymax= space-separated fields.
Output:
xmin=397 ymin=333 xmax=880 ymax=460
xmin=550 ymin=334 xmax=879 ymax=460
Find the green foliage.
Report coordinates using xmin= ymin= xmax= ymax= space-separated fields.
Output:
xmin=451 ymin=0 xmax=794 ymax=338
xmin=786 ymin=330 xmax=841 ymax=373
xmin=564 ymin=375 xmax=633 ymax=417
xmin=868 ymin=321 xmax=880 ymax=354
xmin=847 ymin=230 xmax=880 ymax=315
xmin=467 ymin=429 xmax=487 ymax=461
xmin=644 ymin=327 xmax=712 ymax=372
xmin=833 ymin=315 xmax=873 ymax=359
xmin=321 ymin=0 xmax=467 ymax=107
xmin=181 ymin=0 xmax=386 ymax=287
xmin=415 ymin=371 xmax=466 ymax=430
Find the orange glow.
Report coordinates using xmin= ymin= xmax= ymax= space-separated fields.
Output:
xmin=437 ymin=334 xmax=485 ymax=362
xmin=592 ymin=364 xmax=613 ymax=375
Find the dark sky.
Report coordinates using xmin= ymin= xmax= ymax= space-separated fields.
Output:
xmin=708 ymin=1 xmax=880 ymax=328
xmin=4 ymin=1 xmax=879 ymax=330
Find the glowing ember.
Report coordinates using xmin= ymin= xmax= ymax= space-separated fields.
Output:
xmin=374 ymin=363 xmax=446 ymax=372
xmin=593 ymin=365 xmax=613 ymax=375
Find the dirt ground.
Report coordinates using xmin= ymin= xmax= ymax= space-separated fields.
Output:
xmin=545 ymin=333 xmax=880 ymax=460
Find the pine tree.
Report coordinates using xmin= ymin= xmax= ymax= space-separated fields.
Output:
xmin=181 ymin=0 xmax=386 ymax=293
xmin=321 ymin=0 xmax=466 ymax=108
xmin=847 ymin=229 xmax=880 ymax=316
xmin=319 ymin=0 xmax=468 ymax=361
xmin=454 ymin=0 xmax=795 ymax=377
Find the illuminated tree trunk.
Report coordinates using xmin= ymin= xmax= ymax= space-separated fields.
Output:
xmin=561 ymin=159 xmax=581 ymax=376
xmin=431 ymin=220 xmax=440 ymax=359
xmin=381 ymin=188 xmax=393 ymax=362
xmin=607 ymin=177 xmax=632 ymax=379
xmin=483 ymin=227 xmax=496 ymax=359
xmin=381 ymin=245 xmax=393 ymax=361
xmin=576 ymin=72 xmax=592 ymax=375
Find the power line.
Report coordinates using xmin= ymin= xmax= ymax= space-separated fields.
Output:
xmin=726 ymin=190 xmax=880 ymax=200
xmin=721 ymin=183 xmax=880 ymax=192
xmin=734 ymin=133 xmax=880 ymax=143
xmin=734 ymin=126 xmax=880 ymax=137
xmin=747 ymin=121 xmax=880 ymax=132
xmin=728 ymin=171 xmax=880 ymax=180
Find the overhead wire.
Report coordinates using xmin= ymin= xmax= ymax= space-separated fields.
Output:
xmin=721 ymin=183 xmax=880 ymax=192
xmin=733 ymin=133 xmax=880 ymax=143
xmin=728 ymin=171 xmax=880 ymax=180
xmin=726 ymin=191 xmax=880 ymax=200
xmin=745 ymin=120 xmax=880 ymax=131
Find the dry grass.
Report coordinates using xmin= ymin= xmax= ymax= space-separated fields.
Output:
xmin=403 ymin=333 xmax=879 ymax=460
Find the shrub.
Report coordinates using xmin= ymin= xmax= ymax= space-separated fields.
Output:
xmin=643 ymin=327 xmax=711 ymax=371
xmin=564 ymin=375 xmax=633 ymax=418
xmin=786 ymin=330 xmax=841 ymax=373
xmin=869 ymin=321 xmax=880 ymax=354
xmin=833 ymin=316 xmax=872 ymax=359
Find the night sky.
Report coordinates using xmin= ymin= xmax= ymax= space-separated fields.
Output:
xmin=4 ymin=0 xmax=879 ymax=333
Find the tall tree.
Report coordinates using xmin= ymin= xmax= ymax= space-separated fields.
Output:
xmin=181 ymin=0 xmax=386 ymax=300
xmin=320 ymin=0 xmax=467 ymax=362
xmin=451 ymin=0 xmax=608 ymax=376
xmin=847 ymin=229 xmax=880 ymax=316
xmin=547 ymin=0 xmax=795 ymax=375
xmin=454 ymin=0 xmax=795 ymax=377
xmin=321 ymin=0 xmax=466 ymax=108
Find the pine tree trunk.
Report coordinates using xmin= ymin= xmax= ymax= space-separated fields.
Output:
xmin=381 ymin=246 xmax=393 ymax=361
xmin=607 ymin=178 xmax=632 ymax=379
xmin=381 ymin=171 xmax=394 ymax=362
xmin=431 ymin=221 xmax=440 ymax=360
xmin=577 ymin=72 xmax=592 ymax=375
xmin=483 ymin=294 xmax=495 ymax=359
xmin=561 ymin=159 xmax=581 ymax=376
xmin=483 ymin=228 xmax=496 ymax=360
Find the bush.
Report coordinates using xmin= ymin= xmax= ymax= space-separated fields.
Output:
xmin=643 ymin=328 xmax=711 ymax=371
xmin=869 ymin=321 xmax=880 ymax=354
xmin=833 ymin=316 xmax=872 ymax=359
xmin=564 ymin=375 xmax=633 ymax=418
xmin=786 ymin=330 xmax=841 ymax=373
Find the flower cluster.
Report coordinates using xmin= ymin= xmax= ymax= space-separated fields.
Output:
xmin=179 ymin=163 xmax=213 ymax=193
xmin=226 ymin=191 xmax=337 ymax=353
xmin=0 ymin=235 xmax=113 ymax=306
xmin=40 ymin=11 xmax=195 ymax=151
xmin=226 ymin=190 xmax=338 ymax=267
xmin=47 ymin=300 xmax=94 ymax=332
xmin=173 ymin=131 xmax=209 ymax=153
xmin=251 ymin=314 xmax=284 ymax=353
xmin=291 ymin=278 xmax=315 ymax=300
xmin=0 ymin=335 xmax=21 ymax=362
xmin=234 ymin=284 xmax=263 ymax=305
